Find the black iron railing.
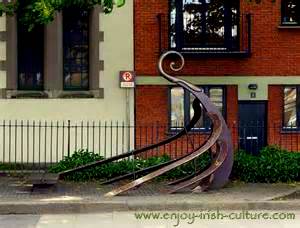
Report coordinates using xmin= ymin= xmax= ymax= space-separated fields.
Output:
xmin=0 ymin=120 xmax=299 ymax=173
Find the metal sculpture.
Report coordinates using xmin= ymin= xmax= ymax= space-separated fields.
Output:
xmin=104 ymin=51 xmax=233 ymax=196
xmin=39 ymin=51 xmax=233 ymax=196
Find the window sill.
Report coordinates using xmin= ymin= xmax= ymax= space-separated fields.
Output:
xmin=0 ymin=89 xmax=104 ymax=99
xmin=278 ymin=25 xmax=300 ymax=29
xmin=5 ymin=90 xmax=49 ymax=99
xmin=166 ymin=49 xmax=251 ymax=58
xmin=281 ymin=127 xmax=300 ymax=134
xmin=57 ymin=90 xmax=104 ymax=99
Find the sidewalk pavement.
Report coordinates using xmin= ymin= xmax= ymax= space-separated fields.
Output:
xmin=0 ymin=177 xmax=299 ymax=214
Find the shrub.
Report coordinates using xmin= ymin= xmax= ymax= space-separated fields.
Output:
xmin=49 ymin=150 xmax=104 ymax=174
xmin=49 ymin=150 xmax=173 ymax=181
xmin=49 ymin=150 xmax=211 ymax=182
xmin=0 ymin=163 xmax=8 ymax=170
xmin=49 ymin=145 xmax=300 ymax=183
xmin=232 ymin=146 xmax=300 ymax=183
xmin=162 ymin=153 xmax=211 ymax=180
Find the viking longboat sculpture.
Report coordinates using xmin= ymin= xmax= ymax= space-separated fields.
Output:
xmin=46 ymin=51 xmax=233 ymax=196
xmin=103 ymin=51 xmax=234 ymax=196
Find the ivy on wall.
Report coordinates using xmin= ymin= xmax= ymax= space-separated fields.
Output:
xmin=0 ymin=0 xmax=125 ymax=30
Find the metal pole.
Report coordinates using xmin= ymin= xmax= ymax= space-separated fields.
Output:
xmin=126 ymin=88 xmax=131 ymax=153
xmin=67 ymin=120 xmax=71 ymax=157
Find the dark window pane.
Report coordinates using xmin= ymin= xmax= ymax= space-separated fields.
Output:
xmin=205 ymin=0 xmax=225 ymax=46
xmin=170 ymin=0 xmax=239 ymax=49
xmin=284 ymin=87 xmax=297 ymax=128
xmin=183 ymin=0 xmax=205 ymax=47
xmin=18 ymin=25 xmax=44 ymax=90
xmin=231 ymin=0 xmax=239 ymax=48
xmin=170 ymin=0 xmax=177 ymax=48
xmin=63 ymin=8 xmax=89 ymax=90
xmin=282 ymin=0 xmax=299 ymax=24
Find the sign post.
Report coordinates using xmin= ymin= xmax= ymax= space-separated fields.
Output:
xmin=119 ymin=71 xmax=136 ymax=88
xmin=119 ymin=71 xmax=135 ymax=153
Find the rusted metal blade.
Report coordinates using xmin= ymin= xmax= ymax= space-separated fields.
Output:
xmin=167 ymin=172 xmax=197 ymax=186
xmin=159 ymin=51 xmax=233 ymax=190
xmin=168 ymin=140 xmax=228 ymax=193
xmin=168 ymin=125 xmax=233 ymax=193
xmin=104 ymin=114 xmax=222 ymax=197
xmin=103 ymin=51 xmax=233 ymax=197
xmin=100 ymin=159 xmax=178 ymax=185
xmin=59 ymin=100 xmax=201 ymax=178
xmin=167 ymin=160 xmax=210 ymax=186
xmin=191 ymin=174 xmax=215 ymax=193
xmin=167 ymin=149 xmax=213 ymax=186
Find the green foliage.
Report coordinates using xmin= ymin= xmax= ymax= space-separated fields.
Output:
xmin=5 ymin=145 xmax=299 ymax=183
xmin=48 ymin=149 xmax=105 ymax=174
xmin=0 ymin=2 xmax=16 ymax=16
xmin=232 ymin=146 xmax=300 ymax=183
xmin=0 ymin=163 xmax=10 ymax=170
xmin=48 ymin=150 xmax=212 ymax=182
xmin=0 ymin=0 xmax=125 ymax=31
xmin=162 ymin=153 xmax=211 ymax=180
xmin=49 ymin=150 xmax=172 ymax=181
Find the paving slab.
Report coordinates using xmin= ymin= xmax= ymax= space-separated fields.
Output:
xmin=0 ymin=177 xmax=299 ymax=214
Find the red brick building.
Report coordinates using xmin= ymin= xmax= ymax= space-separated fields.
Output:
xmin=134 ymin=0 xmax=300 ymax=155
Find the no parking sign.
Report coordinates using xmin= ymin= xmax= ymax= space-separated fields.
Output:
xmin=119 ymin=71 xmax=136 ymax=88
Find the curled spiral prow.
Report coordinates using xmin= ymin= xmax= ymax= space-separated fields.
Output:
xmin=158 ymin=51 xmax=203 ymax=93
xmin=158 ymin=51 xmax=185 ymax=83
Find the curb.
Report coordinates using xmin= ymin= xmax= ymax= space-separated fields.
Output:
xmin=0 ymin=201 xmax=299 ymax=214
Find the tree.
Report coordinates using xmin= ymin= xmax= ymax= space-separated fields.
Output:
xmin=0 ymin=0 xmax=125 ymax=30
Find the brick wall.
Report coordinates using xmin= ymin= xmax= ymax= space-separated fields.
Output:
xmin=226 ymin=85 xmax=239 ymax=149
xmin=134 ymin=1 xmax=300 ymax=153
xmin=135 ymin=0 xmax=300 ymax=76
xmin=135 ymin=85 xmax=169 ymax=126
xmin=268 ymin=86 xmax=300 ymax=151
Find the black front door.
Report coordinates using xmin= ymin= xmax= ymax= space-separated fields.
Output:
xmin=238 ymin=102 xmax=267 ymax=155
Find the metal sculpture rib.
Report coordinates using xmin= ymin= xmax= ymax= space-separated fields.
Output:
xmin=104 ymin=51 xmax=233 ymax=197
xmin=59 ymin=97 xmax=201 ymax=178
xmin=38 ymin=95 xmax=201 ymax=187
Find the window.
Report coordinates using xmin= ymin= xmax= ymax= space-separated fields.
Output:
xmin=170 ymin=0 xmax=239 ymax=50
xmin=282 ymin=0 xmax=299 ymax=25
xmin=171 ymin=87 xmax=185 ymax=126
xmin=283 ymin=86 xmax=300 ymax=128
xmin=4 ymin=6 xmax=103 ymax=99
xmin=170 ymin=86 xmax=225 ymax=130
xmin=63 ymin=8 xmax=89 ymax=90
xmin=18 ymin=24 xmax=44 ymax=90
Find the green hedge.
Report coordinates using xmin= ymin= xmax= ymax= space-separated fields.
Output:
xmin=48 ymin=150 xmax=211 ymax=182
xmin=48 ymin=146 xmax=300 ymax=183
xmin=232 ymin=146 xmax=300 ymax=183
